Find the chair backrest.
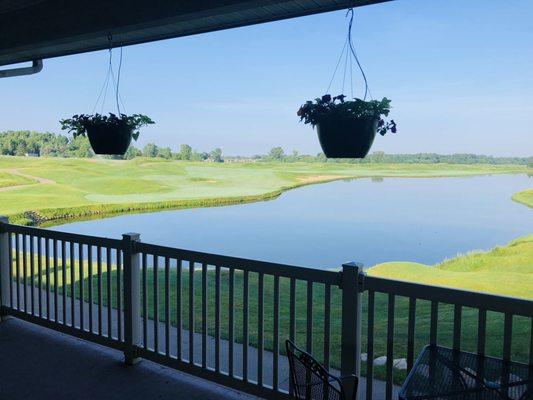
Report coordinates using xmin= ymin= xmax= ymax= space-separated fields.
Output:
xmin=286 ymin=340 xmax=345 ymax=400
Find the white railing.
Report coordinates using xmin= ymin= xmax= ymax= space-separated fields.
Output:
xmin=0 ymin=217 xmax=531 ymax=400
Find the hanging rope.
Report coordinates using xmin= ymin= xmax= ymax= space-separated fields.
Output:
xmin=346 ymin=8 xmax=370 ymax=100
xmin=92 ymin=33 xmax=126 ymax=115
xmin=326 ymin=36 xmax=348 ymax=94
xmin=326 ymin=8 xmax=371 ymax=100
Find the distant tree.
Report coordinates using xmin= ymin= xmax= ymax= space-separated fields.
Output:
xmin=209 ymin=148 xmax=223 ymax=163
xmin=371 ymin=151 xmax=385 ymax=163
xmin=157 ymin=147 xmax=172 ymax=159
xmin=143 ymin=142 xmax=158 ymax=157
xmin=178 ymin=144 xmax=192 ymax=160
xmin=67 ymin=135 xmax=93 ymax=158
xmin=316 ymin=152 xmax=327 ymax=162
xmin=268 ymin=146 xmax=285 ymax=161
xmin=123 ymin=146 xmax=142 ymax=160
xmin=190 ymin=151 xmax=208 ymax=161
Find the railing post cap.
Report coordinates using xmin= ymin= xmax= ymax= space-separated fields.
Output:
xmin=342 ymin=261 xmax=364 ymax=270
xmin=122 ymin=232 xmax=141 ymax=241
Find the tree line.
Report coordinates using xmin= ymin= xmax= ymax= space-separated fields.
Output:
xmin=0 ymin=131 xmax=223 ymax=162
xmin=0 ymin=130 xmax=530 ymax=165
xmin=259 ymin=147 xmax=532 ymax=165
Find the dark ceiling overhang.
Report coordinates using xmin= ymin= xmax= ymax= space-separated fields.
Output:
xmin=0 ymin=0 xmax=390 ymax=67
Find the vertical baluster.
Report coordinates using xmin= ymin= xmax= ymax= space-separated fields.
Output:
xmin=46 ymin=238 xmax=50 ymax=320
xmin=477 ymin=309 xmax=486 ymax=356
xmin=22 ymin=234 xmax=27 ymax=312
xmin=62 ymin=241 xmax=67 ymax=325
xmin=142 ymin=253 xmax=147 ymax=350
xmin=30 ymin=236 xmax=35 ymax=315
xmin=243 ymin=270 xmax=249 ymax=382
xmin=366 ymin=291 xmax=375 ymax=400
xmin=289 ymin=278 xmax=296 ymax=342
xmin=215 ymin=266 xmax=221 ymax=372
xmin=430 ymin=301 xmax=438 ymax=346
xmin=502 ymin=313 xmax=513 ymax=396
xmin=70 ymin=242 xmax=75 ymax=327
xmin=15 ymin=234 xmax=19 ymax=310
xmin=53 ymin=239 xmax=58 ymax=322
xmin=165 ymin=257 xmax=170 ymax=357
xmin=529 ymin=318 xmax=533 ymax=366
xmin=503 ymin=314 xmax=513 ymax=361
xmin=386 ymin=294 xmax=395 ymax=400
xmin=453 ymin=305 xmax=462 ymax=351
xmin=78 ymin=243 xmax=84 ymax=329
xmin=273 ymin=275 xmax=280 ymax=391
xmin=8 ymin=233 xmax=13 ymax=308
xmin=407 ymin=297 xmax=416 ymax=372
xmin=38 ymin=237 xmax=42 ymax=317
xmin=288 ymin=277 xmax=296 ymax=397
xmin=117 ymin=249 xmax=122 ymax=341
xmin=201 ymin=263 xmax=207 ymax=368
xmin=176 ymin=259 xmax=182 ymax=359
xmin=323 ymin=284 xmax=331 ymax=369
xmin=257 ymin=272 xmax=264 ymax=387
xmin=153 ymin=255 xmax=159 ymax=353
xmin=87 ymin=245 xmax=93 ymax=332
xmin=97 ymin=246 xmax=102 ymax=335
xmin=306 ymin=281 xmax=313 ymax=354
xmin=188 ymin=260 xmax=194 ymax=364
xmin=106 ymin=248 xmax=112 ymax=338
xmin=228 ymin=268 xmax=235 ymax=377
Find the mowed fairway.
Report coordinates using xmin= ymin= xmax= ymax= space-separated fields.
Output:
xmin=369 ymin=235 xmax=533 ymax=299
xmin=0 ymin=156 xmax=527 ymax=225
xmin=513 ymin=188 xmax=533 ymax=208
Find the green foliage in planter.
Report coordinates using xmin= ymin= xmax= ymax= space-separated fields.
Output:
xmin=297 ymin=95 xmax=397 ymax=136
xmin=60 ymin=113 xmax=154 ymax=141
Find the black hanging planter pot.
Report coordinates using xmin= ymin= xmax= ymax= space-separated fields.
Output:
xmin=60 ymin=113 xmax=154 ymax=156
xmin=86 ymin=122 xmax=133 ymax=155
xmin=297 ymin=95 xmax=396 ymax=159
xmin=316 ymin=116 xmax=378 ymax=158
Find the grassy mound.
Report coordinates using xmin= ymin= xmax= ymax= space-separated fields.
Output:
xmin=512 ymin=189 xmax=533 ymax=208
xmin=368 ymin=235 xmax=533 ymax=299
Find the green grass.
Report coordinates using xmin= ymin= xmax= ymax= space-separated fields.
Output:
xmin=0 ymin=171 xmax=34 ymax=188
xmin=368 ymin=235 xmax=533 ymax=299
xmin=12 ymin=234 xmax=532 ymax=385
xmin=3 ymin=156 xmax=531 ymax=384
xmin=0 ymin=156 xmax=527 ymax=225
xmin=512 ymin=189 xmax=533 ymax=208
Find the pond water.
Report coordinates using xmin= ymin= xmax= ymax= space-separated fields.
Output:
xmin=52 ymin=174 xmax=532 ymax=270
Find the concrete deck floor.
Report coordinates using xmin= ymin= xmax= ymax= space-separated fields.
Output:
xmin=6 ymin=284 xmax=399 ymax=399
xmin=0 ymin=318 xmax=257 ymax=400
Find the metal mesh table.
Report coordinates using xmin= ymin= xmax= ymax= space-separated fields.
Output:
xmin=399 ymin=346 xmax=533 ymax=400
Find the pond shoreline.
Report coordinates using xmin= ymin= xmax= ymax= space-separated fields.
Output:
xmin=7 ymin=169 xmax=529 ymax=228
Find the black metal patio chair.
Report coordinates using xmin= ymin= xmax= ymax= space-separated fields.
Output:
xmin=286 ymin=340 xmax=358 ymax=400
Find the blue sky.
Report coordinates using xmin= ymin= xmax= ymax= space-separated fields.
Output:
xmin=1 ymin=0 xmax=532 ymax=156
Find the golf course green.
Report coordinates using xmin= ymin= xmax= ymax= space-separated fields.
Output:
xmin=0 ymin=156 xmax=527 ymax=226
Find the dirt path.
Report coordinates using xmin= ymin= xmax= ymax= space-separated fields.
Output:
xmin=0 ymin=169 xmax=56 ymax=192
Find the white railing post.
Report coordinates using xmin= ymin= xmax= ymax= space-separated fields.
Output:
xmin=123 ymin=232 xmax=141 ymax=365
xmin=340 ymin=261 xmax=364 ymax=400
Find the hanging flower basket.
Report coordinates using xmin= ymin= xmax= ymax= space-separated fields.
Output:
xmin=298 ymin=8 xmax=397 ymax=158
xmin=298 ymin=95 xmax=396 ymax=158
xmin=60 ymin=113 xmax=154 ymax=156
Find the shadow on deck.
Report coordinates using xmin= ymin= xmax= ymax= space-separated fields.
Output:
xmin=0 ymin=318 xmax=257 ymax=400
